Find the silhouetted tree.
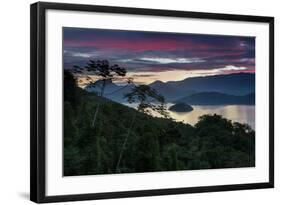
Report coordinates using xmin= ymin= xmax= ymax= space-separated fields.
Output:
xmin=125 ymin=85 xmax=169 ymax=117
xmin=72 ymin=60 xmax=129 ymax=128
xmin=115 ymin=84 xmax=169 ymax=172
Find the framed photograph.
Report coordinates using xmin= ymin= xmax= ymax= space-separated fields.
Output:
xmin=30 ymin=2 xmax=274 ymax=203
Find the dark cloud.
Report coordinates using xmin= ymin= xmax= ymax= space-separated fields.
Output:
xmin=63 ymin=27 xmax=255 ymax=74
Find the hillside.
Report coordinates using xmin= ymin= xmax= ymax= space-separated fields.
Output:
xmin=64 ymin=71 xmax=255 ymax=176
xmin=176 ymin=92 xmax=255 ymax=105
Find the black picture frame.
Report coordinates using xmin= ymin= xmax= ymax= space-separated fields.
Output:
xmin=30 ymin=1 xmax=274 ymax=203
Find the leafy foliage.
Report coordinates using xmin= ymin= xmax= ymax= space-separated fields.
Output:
xmin=125 ymin=84 xmax=169 ymax=118
xmin=72 ymin=59 xmax=128 ymax=89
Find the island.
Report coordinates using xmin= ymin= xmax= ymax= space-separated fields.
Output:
xmin=168 ymin=103 xmax=193 ymax=112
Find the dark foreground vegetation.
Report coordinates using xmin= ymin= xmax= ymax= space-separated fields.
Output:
xmin=64 ymin=71 xmax=255 ymax=176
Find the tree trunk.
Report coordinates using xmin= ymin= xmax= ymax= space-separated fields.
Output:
xmin=91 ymin=80 xmax=106 ymax=128
xmin=115 ymin=112 xmax=137 ymax=173
xmin=91 ymin=103 xmax=100 ymax=128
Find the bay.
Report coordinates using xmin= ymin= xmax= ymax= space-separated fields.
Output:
xmin=124 ymin=103 xmax=255 ymax=129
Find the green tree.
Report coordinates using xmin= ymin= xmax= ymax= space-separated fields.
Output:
xmin=193 ymin=114 xmax=255 ymax=169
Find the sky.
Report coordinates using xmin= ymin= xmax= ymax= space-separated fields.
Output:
xmin=63 ymin=27 xmax=255 ymax=85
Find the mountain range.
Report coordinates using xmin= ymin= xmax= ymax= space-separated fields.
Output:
xmin=149 ymin=73 xmax=255 ymax=101
xmin=84 ymin=73 xmax=255 ymax=105
xmin=176 ymin=92 xmax=255 ymax=105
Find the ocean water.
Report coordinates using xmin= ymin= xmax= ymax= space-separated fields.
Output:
xmin=124 ymin=103 xmax=255 ymax=129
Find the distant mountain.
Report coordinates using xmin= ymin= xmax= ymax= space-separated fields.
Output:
xmin=176 ymin=92 xmax=255 ymax=105
xmin=84 ymin=73 xmax=255 ymax=104
xmin=149 ymin=80 xmax=195 ymax=101
xmin=85 ymin=79 xmax=120 ymax=93
xmin=149 ymin=73 xmax=255 ymax=101
xmin=84 ymin=79 xmax=135 ymax=103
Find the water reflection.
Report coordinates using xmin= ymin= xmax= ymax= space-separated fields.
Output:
xmin=124 ymin=103 xmax=255 ymax=130
xmin=169 ymin=104 xmax=255 ymax=129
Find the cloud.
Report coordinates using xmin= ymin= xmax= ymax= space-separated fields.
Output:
xmin=119 ymin=57 xmax=205 ymax=64
xmin=131 ymin=74 xmax=156 ymax=77
xmin=63 ymin=28 xmax=255 ymax=75
xmin=220 ymin=65 xmax=248 ymax=71
xmin=208 ymin=65 xmax=249 ymax=75
xmin=71 ymin=52 xmax=92 ymax=58
xmin=139 ymin=57 xmax=205 ymax=64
